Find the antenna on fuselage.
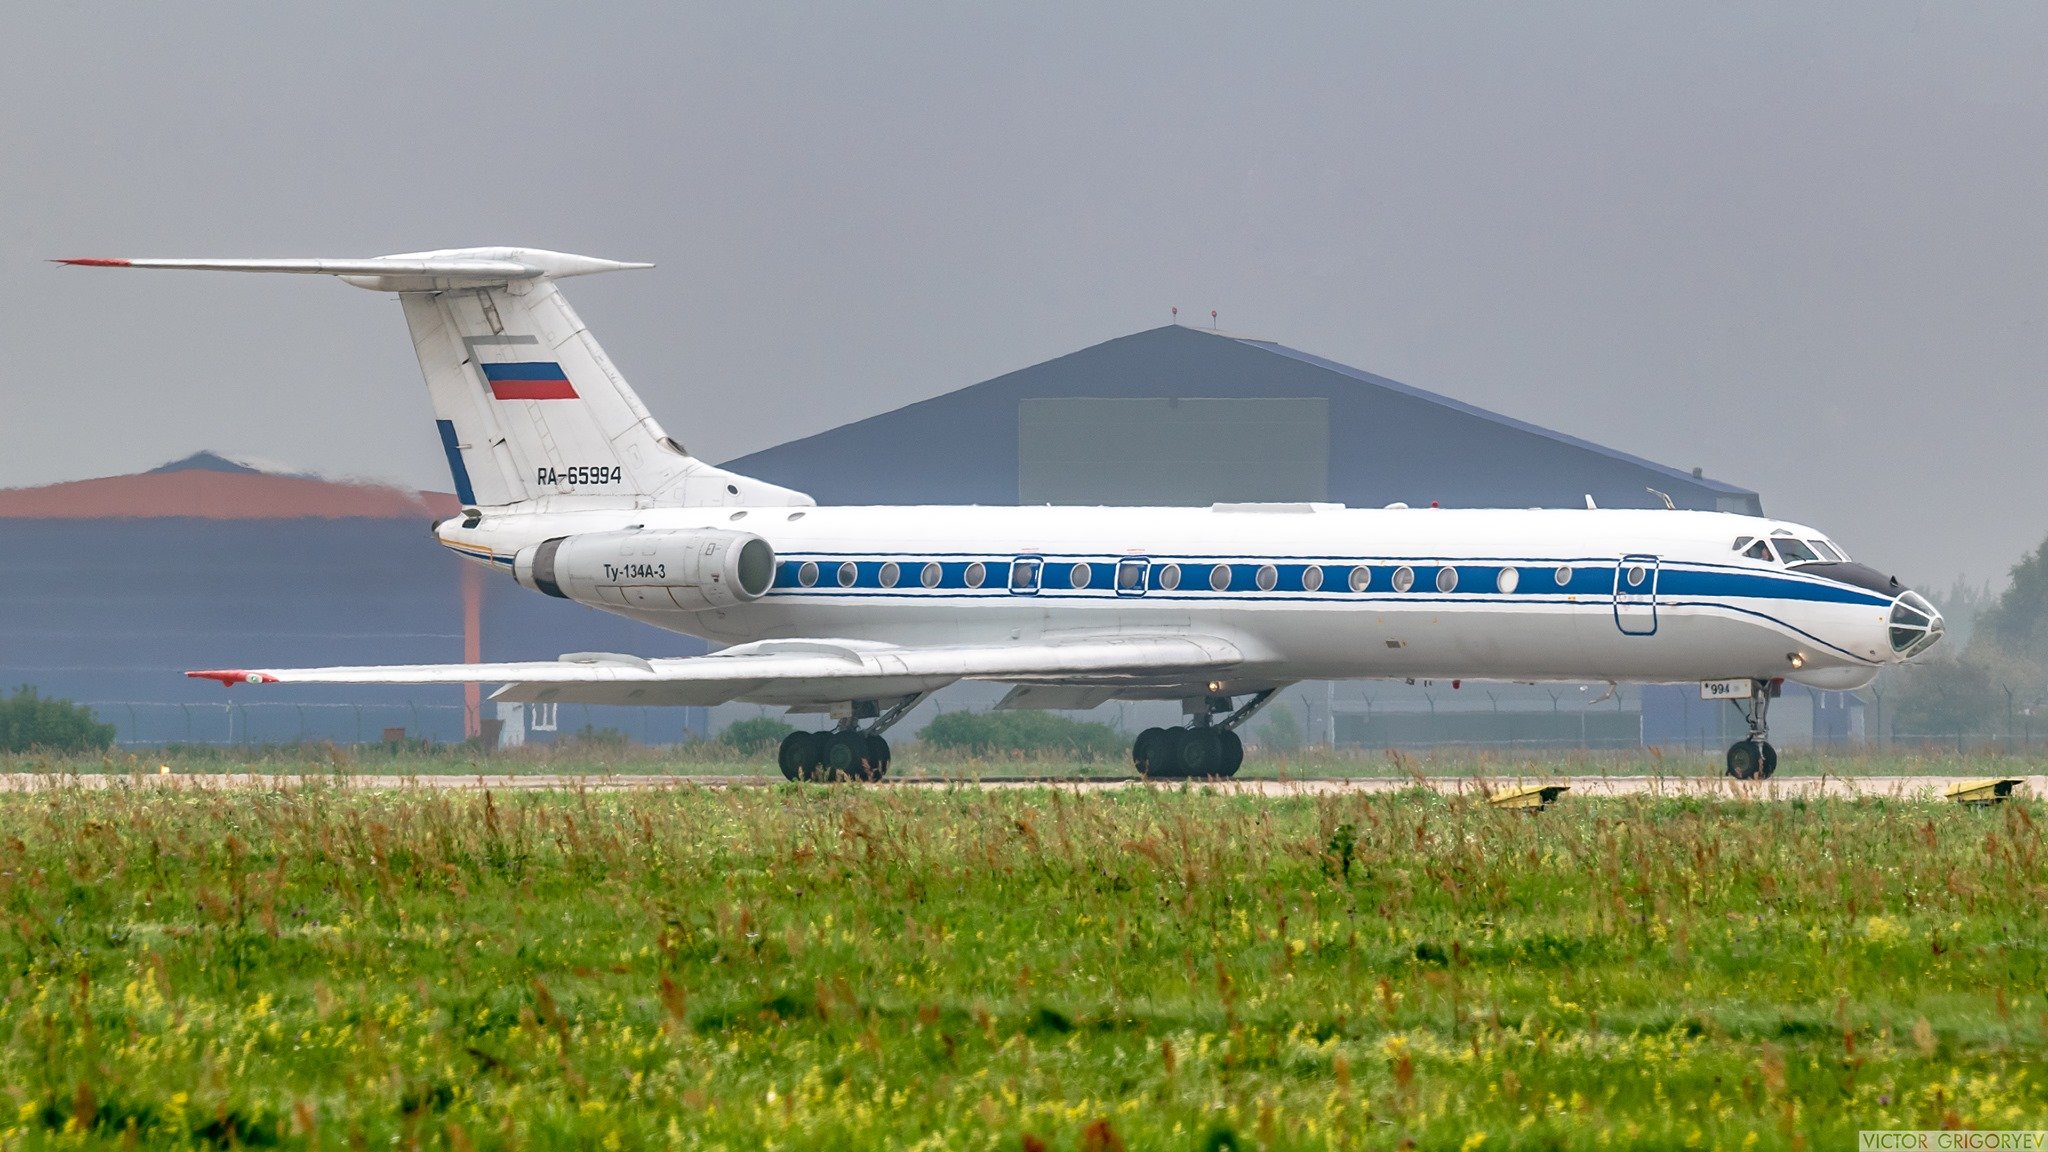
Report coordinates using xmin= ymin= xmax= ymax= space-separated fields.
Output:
xmin=1584 ymin=494 xmax=1598 ymax=509
xmin=1647 ymin=487 xmax=1675 ymax=510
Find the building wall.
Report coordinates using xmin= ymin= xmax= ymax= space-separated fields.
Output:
xmin=0 ymin=518 xmax=706 ymax=746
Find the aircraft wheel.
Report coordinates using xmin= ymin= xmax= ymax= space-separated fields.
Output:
xmin=1149 ymin=728 xmax=1189 ymax=780
xmin=777 ymin=731 xmax=816 ymax=781
xmin=1725 ymin=739 xmax=1766 ymax=781
xmin=863 ymin=734 xmax=891 ymax=781
xmin=1178 ymin=727 xmax=1224 ymax=778
xmin=820 ymin=731 xmax=868 ymax=781
xmin=1217 ymin=729 xmax=1244 ymax=778
xmin=1132 ymin=727 xmax=1168 ymax=777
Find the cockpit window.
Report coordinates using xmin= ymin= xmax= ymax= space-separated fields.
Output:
xmin=1773 ymin=538 xmax=1821 ymax=565
xmin=1808 ymin=540 xmax=1842 ymax=562
xmin=1743 ymin=540 xmax=1773 ymax=561
xmin=1732 ymin=536 xmax=1754 ymax=552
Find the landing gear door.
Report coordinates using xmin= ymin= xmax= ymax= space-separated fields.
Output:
xmin=1613 ymin=554 xmax=1660 ymax=636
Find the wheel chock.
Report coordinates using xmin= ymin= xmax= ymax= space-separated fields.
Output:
xmin=1945 ymin=778 xmax=2025 ymax=806
xmin=1488 ymin=784 xmax=1568 ymax=811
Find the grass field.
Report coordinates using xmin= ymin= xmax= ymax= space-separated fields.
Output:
xmin=0 ymin=775 xmax=2041 ymax=1149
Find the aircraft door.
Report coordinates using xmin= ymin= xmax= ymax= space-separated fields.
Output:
xmin=1613 ymin=554 xmax=1660 ymax=636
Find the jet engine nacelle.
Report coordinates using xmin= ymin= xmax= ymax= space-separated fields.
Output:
xmin=513 ymin=529 xmax=777 ymax=612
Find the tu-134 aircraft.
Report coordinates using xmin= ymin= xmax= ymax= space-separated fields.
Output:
xmin=65 ymin=248 xmax=1945 ymax=781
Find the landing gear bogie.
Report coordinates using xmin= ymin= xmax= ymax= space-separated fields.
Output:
xmin=775 ymin=696 xmax=917 ymax=783
xmin=1133 ymin=691 xmax=1269 ymax=780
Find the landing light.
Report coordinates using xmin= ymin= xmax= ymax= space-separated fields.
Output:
xmin=1787 ymin=653 xmax=1805 ymax=669
xmin=1206 ymin=680 xmax=1225 ymax=694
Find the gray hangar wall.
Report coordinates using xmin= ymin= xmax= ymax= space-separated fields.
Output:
xmin=724 ymin=325 xmax=1761 ymax=515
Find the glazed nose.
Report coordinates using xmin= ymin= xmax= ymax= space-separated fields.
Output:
xmin=1888 ymin=590 xmax=1944 ymax=660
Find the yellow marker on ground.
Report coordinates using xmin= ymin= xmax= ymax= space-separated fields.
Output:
xmin=1488 ymin=783 xmax=1568 ymax=811
xmin=1945 ymin=778 xmax=2024 ymax=805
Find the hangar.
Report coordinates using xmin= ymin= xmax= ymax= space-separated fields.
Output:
xmin=8 ymin=324 xmax=1866 ymax=751
xmin=726 ymin=324 xmax=1761 ymax=516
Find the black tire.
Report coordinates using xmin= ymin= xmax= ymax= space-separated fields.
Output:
xmin=1757 ymin=741 xmax=1778 ymax=780
xmin=1133 ymin=727 xmax=1167 ymax=777
xmin=1149 ymin=728 xmax=1189 ymax=780
xmin=820 ymin=731 xmax=867 ymax=781
xmin=1217 ymin=729 xmax=1244 ymax=778
xmin=777 ymin=731 xmax=816 ymax=781
xmin=1725 ymin=739 xmax=1764 ymax=780
xmin=864 ymin=733 xmax=891 ymax=782
xmin=1178 ymin=727 xmax=1224 ymax=778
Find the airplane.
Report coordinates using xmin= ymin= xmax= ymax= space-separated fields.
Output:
xmin=63 ymin=248 xmax=1946 ymax=782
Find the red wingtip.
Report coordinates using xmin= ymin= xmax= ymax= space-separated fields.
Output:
xmin=188 ymin=670 xmax=266 ymax=686
xmin=54 ymin=258 xmax=133 ymax=267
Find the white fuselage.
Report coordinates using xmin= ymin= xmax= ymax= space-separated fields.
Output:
xmin=440 ymin=503 xmax=1912 ymax=693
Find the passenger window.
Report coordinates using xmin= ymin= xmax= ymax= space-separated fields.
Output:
xmin=1155 ymin=563 xmax=1181 ymax=591
xmin=1256 ymin=564 xmax=1278 ymax=591
xmin=837 ymin=561 xmax=858 ymax=588
xmin=1116 ymin=559 xmax=1147 ymax=592
xmin=1392 ymin=566 xmax=1416 ymax=592
xmin=920 ymin=562 xmax=942 ymax=588
xmin=1302 ymin=564 xmax=1324 ymax=592
xmin=1009 ymin=558 xmax=1040 ymax=593
xmin=1209 ymin=564 xmax=1232 ymax=592
xmin=1554 ymin=565 xmax=1574 ymax=586
xmin=1348 ymin=566 xmax=1370 ymax=592
xmin=1497 ymin=567 xmax=1519 ymax=594
xmin=878 ymin=562 xmax=900 ymax=588
xmin=798 ymin=561 xmax=819 ymax=588
xmin=964 ymin=562 xmax=986 ymax=589
xmin=1070 ymin=562 xmax=1093 ymax=589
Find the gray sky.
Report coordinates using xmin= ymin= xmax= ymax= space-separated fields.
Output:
xmin=5 ymin=3 xmax=2044 ymax=592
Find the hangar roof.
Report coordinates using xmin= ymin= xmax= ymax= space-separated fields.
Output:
xmin=724 ymin=325 xmax=1762 ymax=514
xmin=0 ymin=452 xmax=458 ymax=520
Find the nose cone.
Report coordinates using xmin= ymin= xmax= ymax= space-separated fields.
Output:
xmin=1888 ymin=590 xmax=1944 ymax=660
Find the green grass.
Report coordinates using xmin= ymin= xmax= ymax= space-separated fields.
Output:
xmin=0 ymin=780 xmax=2041 ymax=1148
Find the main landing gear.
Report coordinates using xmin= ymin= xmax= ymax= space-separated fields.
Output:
xmin=1724 ymin=678 xmax=1780 ymax=781
xmin=777 ymin=695 xmax=923 ymax=783
xmin=1133 ymin=690 xmax=1276 ymax=780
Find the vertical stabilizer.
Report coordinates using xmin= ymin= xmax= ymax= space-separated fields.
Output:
xmin=58 ymin=247 xmax=814 ymax=510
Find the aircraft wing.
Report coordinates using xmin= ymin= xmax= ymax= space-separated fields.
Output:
xmin=187 ymin=633 xmax=1247 ymax=708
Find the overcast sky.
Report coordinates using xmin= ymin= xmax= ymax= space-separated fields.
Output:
xmin=4 ymin=3 xmax=2044 ymax=591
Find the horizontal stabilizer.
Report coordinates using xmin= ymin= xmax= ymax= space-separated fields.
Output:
xmin=56 ymin=248 xmax=651 ymax=293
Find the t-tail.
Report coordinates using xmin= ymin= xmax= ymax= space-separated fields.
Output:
xmin=57 ymin=248 xmax=812 ymax=511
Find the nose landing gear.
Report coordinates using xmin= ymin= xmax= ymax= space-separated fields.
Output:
xmin=1134 ymin=690 xmax=1273 ymax=780
xmin=1724 ymin=679 xmax=1780 ymax=781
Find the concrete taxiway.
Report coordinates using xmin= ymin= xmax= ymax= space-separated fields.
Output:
xmin=0 ymin=772 xmax=2035 ymax=802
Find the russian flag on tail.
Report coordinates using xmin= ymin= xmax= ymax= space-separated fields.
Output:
xmin=481 ymin=362 xmax=578 ymax=400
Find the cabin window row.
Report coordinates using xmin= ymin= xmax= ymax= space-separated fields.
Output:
xmin=779 ymin=559 xmax=1586 ymax=595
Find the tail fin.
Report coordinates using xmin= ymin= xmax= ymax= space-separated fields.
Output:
xmin=58 ymin=248 xmax=812 ymax=510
